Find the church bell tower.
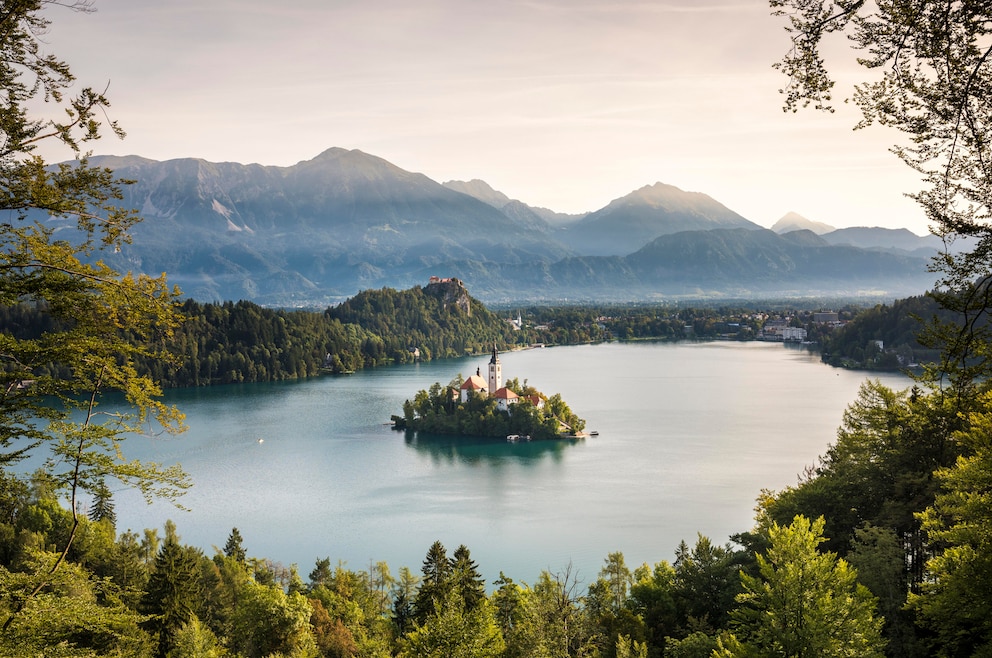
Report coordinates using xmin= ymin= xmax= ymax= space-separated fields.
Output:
xmin=488 ymin=343 xmax=502 ymax=393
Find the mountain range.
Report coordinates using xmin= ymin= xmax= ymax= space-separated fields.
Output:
xmin=54 ymin=147 xmax=942 ymax=305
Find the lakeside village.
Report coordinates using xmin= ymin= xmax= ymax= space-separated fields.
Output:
xmin=422 ymin=275 xmax=863 ymax=349
xmin=391 ymin=344 xmax=587 ymax=441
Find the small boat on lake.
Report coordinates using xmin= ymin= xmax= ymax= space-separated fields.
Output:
xmin=506 ymin=434 xmax=520 ymax=443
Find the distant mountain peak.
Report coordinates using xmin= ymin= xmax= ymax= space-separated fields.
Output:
xmin=562 ymin=181 xmax=761 ymax=256
xmin=637 ymin=181 xmax=694 ymax=198
xmin=311 ymin=146 xmax=359 ymax=160
xmin=443 ymin=179 xmax=512 ymax=208
xmin=607 ymin=182 xmax=706 ymax=209
xmin=771 ymin=212 xmax=836 ymax=235
xmin=303 ymin=147 xmax=395 ymax=169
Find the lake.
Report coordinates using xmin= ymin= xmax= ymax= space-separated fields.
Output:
xmin=110 ymin=341 xmax=910 ymax=586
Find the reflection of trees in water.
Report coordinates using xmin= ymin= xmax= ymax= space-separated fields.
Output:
xmin=402 ymin=430 xmax=582 ymax=466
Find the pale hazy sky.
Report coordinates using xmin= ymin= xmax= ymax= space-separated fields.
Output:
xmin=38 ymin=0 xmax=930 ymax=234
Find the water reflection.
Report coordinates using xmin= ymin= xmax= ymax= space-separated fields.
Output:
xmin=402 ymin=430 xmax=583 ymax=466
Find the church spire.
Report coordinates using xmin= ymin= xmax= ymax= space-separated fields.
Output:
xmin=488 ymin=342 xmax=502 ymax=393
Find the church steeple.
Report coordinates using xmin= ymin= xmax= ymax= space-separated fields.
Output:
xmin=488 ymin=343 xmax=502 ymax=394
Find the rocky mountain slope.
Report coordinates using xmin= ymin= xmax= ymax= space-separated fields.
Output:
xmin=53 ymin=148 xmax=941 ymax=304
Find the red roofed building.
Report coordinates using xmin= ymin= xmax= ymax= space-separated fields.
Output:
xmin=492 ymin=386 xmax=518 ymax=412
xmin=460 ymin=369 xmax=488 ymax=402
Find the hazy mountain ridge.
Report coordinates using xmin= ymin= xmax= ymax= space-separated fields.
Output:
xmin=442 ymin=178 xmax=584 ymax=230
xmin=771 ymin=212 xmax=836 ymax=235
xmin=85 ymin=148 xmax=571 ymax=302
xmin=771 ymin=215 xmax=963 ymax=259
xmin=559 ymin=183 xmax=764 ymax=256
xmin=819 ymin=226 xmax=945 ymax=254
xmin=64 ymin=148 xmax=939 ymax=304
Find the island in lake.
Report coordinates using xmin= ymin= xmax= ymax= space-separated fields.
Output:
xmin=391 ymin=345 xmax=586 ymax=440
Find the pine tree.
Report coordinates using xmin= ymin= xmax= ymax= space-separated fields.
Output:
xmin=450 ymin=544 xmax=486 ymax=612
xmin=414 ymin=540 xmax=452 ymax=624
xmin=392 ymin=566 xmax=421 ymax=637
xmin=141 ymin=526 xmax=203 ymax=658
xmin=87 ymin=479 xmax=116 ymax=527
xmin=223 ymin=527 xmax=246 ymax=564
xmin=309 ymin=556 xmax=332 ymax=589
xmin=393 ymin=587 xmax=415 ymax=637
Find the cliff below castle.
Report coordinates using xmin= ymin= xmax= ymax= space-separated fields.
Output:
xmin=424 ymin=277 xmax=472 ymax=317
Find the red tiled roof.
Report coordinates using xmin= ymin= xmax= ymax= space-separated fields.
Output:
xmin=461 ymin=375 xmax=487 ymax=390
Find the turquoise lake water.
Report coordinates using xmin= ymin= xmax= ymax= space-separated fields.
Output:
xmin=107 ymin=341 xmax=910 ymax=585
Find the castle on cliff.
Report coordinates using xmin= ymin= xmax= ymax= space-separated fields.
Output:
xmin=426 ymin=276 xmax=471 ymax=316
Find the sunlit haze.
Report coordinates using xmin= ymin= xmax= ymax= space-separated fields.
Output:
xmin=40 ymin=0 xmax=929 ymax=234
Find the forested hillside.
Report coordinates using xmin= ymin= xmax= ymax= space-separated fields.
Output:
xmin=1 ymin=282 xmax=948 ymax=392
xmin=0 ymin=282 xmax=519 ymax=388
xmin=159 ymin=281 xmax=518 ymax=386
xmin=324 ymin=280 xmax=516 ymax=363
xmin=820 ymin=295 xmax=944 ymax=370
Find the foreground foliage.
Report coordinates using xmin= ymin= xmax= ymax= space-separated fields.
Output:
xmin=718 ymin=516 xmax=885 ymax=657
xmin=771 ymin=0 xmax=992 ymax=394
xmin=3 ymin=0 xmax=992 ymax=655
xmin=0 ymin=0 xmax=188 ymax=638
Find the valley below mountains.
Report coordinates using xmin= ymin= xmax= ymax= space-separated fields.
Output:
xmin=66 ymin=147 xmax=940 ymax=305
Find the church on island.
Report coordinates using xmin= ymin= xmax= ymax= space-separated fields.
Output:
xmin=459 ymin=345 xmax=541 ymax=412
xmin=392 ymin=342 xmax=584 ymax=439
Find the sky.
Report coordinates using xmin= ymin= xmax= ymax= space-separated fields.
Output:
xmin=37 ymin=0 xmax=931 ymax=234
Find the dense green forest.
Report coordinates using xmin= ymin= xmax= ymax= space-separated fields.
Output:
xmin=0 ymin=281 xmax=521 ymax=387
xmin=0 ymin=471 xmax=892 ymax=657
xmin=819 ymin=295 xmax=945 ymax=370
xmin=0 ymin=286 xmax=869 ymax=389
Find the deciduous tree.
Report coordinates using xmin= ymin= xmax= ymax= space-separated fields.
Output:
xmin=770 ymin=0 xmax=992 ymax=394
xmin=0 ymin=550 xmax=153 ymax=657
xmin=913 ymin=401 xmax=992 ymax=655
xmin=719 ymin=515 xmax=885 ymax=657
xmin=399 ymin=588 xmax=504 ymax=658
xmin=231 ymin=578 xmax=317 ymax=658
xmin=0 ymin=0 xmax=188 ymax=633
